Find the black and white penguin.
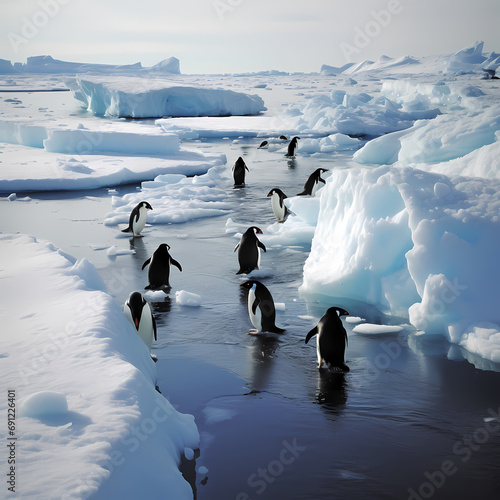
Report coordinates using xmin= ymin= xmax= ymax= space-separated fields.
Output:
xmin=267 ymin=188 xmax=290 ymax=222
xmin=234 ymin=226 xmax=266 ymax=274
xmin=123 ymin=291 xmax=157 ymax=352
xmin=232 ymin=157 xmax=249 ymax=186
xmin=142 ymin=243 xmax=182 ymax=289
xmin=240 ymin=280 xmax=285 ymax=334
xmin=121 ymin=201 xmax=153 ymax=236
xmin=297 ymin=168 xmax=329 ymax=196
xmin=285 ymin=136 xmax=300 ymax=157
xmin=305 ymin=307 xmax=349 ymax=371
xmin=258 ymin=140 xmax=269 ymax=149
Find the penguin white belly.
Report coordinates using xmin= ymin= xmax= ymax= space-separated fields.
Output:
xmin=271 ymin=193 xmax=285 ymax=221
xmin=137 ymin=303 xmax=154 ymax=350
xmin=133 ymin=207 xmax=148 ymax=235
xmin=316 ymin=334 xmax=323 ymax=367
xmin=256 ymin=246 xmax=261 ymax=270
xmin=311 ymin=180 xmax=321 ymax=197
xmin=248 ymin=287 xmax=262 ymax=332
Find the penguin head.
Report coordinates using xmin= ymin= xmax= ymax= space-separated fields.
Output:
xmin=316 ymin=168 xmax=329 ymax=174
xmin=240 ymin=280 xmax=259 ymax=291
xmin=267 ymin=188 xmax=286 ymax=198
xmin=246 ymin=226 xmax=263 ymax=236
xmin=157 ymin=243 xmax=171 ymax=252
xmin=292 ymin=136 xmax=300 ymax=142
xmin=327 ymin=306 xmax=349 ymax=317
xmin=125 ymin=291 xmax=146 ymax=329
xmin=139 ymin=201 xmax=153 ymax=211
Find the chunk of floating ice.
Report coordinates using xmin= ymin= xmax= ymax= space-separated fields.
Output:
xmin=144 ymin=290 xmax=168 ymax=301
xmin=345 ymin=316 xmax=366 ymax=324
xmin=175 ymin=290 xmax=202 ymax=307
xmin=352 ymin=323 xmax=403 ymax=335
xmin=7 ymin=193 xmax=16 ymax=201
xmin=198 ymin=466 xmax=209 ymax=475
xmin=184 ymin=447 xmax=195 ymax=460
xmin=247 ymin=268 xmax=274 ymax=279
xmin=106 ymin=246 xmax=135 ymax=257
xmin=274 ymin=303 xmax=286 ymax=312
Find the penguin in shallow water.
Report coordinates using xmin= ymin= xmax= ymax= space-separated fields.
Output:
xmin=305 ymin=307 xmax=349 ymax=371
xmin=258 ymin=140 xmax=269 ymax=149
xmin=142 ymin=243 xmax=182 ymax=289
xmin=297 ymin=168 xmax=328 ymax=196
xmin=121 ymin=201 xmax=153 ymax=236
xmin=232 ymin=157 xmax=249 ymax=186
xmin=123 ymin=291 xmax=157 ymax=352
xmin=267 ymin=188 xmax=290 ymax=222
xmin=285 ymin=136 xmax=300 ymax=157
xmin=234 ymin=226 xmax=266 ymax=274
xmin=240 ymin=280 xmax=285 ymax=334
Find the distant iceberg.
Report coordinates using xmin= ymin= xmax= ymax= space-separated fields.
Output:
xmin=74 ymin=75 xmax=266 ymax=118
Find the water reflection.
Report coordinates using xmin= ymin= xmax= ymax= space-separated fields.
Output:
xmin=315 ymin=369 xmax=348 ymax=413
xmin=129 ymin=236 xmax=149 ymax=264
xmin=250 ymin=335 xmax=279 ymax=392
xmin=287 ymin=158 xmax=297 ymax=169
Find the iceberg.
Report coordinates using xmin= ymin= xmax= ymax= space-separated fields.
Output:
xmin=74 ymin=75 xmax=266 ymax=118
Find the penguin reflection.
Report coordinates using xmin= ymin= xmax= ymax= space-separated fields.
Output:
xmin=250 ymin=335 xmax=279 ymax=392
xmin=315 ymin=370 xmax=348 ymax=412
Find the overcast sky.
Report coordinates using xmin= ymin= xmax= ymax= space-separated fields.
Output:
xmin=2 ymin=0 xmax=500 ymax=73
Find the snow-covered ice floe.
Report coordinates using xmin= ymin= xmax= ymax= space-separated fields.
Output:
xmin=74 ymin=75 xmax=266 ymax=118
xmin=106 ymin=164 xmax=231 ymax=227
xmin=0 ymin=119 xmax=226 ymax=192
xmin=0 ymin=234 xmax=199 ymax=498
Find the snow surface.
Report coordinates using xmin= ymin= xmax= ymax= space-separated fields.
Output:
xmin=74 ymin=75 xmax=266 ymax=118
xmin=0 ymin=234 xmax=199 ymax=498
xmin=176 ymin=290 xmax=202 ymax=307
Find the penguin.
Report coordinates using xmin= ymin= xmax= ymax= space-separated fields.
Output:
xmin=279 ymin=135 xmax=288 ymax=140
xmin=121 ymin=201 xmax=153 ymax=236
xmin=297 ymin=168 xmax=329 ymax=196
xmin=267 ymin=188 xmax=290 ymax=222
xmin=232 ymin=157 xmax=249 ymax=186
xmin=258 ymin=140 xmax=269 ymax=149
xmin=240 ymin=280 xmax=285 ymax=334
xmin=234 ymin=226 xmax=266 ymax=274
xmin=285 ymin=136 xmax=300 ymax=157
xmin=123 ymin=291 xmax=157 ymax=352
xmin=142 ymin=243 xmax=182 ymax=289
xmin=305 ymin=307 xmax=349 ymax=371
xmin=482 ymin=68 xmax=499 ymax=80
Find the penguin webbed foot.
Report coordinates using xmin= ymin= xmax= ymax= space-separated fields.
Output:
xmin=248 ymin=329 xmax=260 ymax=335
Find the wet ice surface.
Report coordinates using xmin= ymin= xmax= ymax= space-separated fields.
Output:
xmin=3 ymin=138 xmax=500 ymax=499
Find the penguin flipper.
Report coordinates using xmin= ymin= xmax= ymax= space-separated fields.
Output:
xmin=171 ymin=258 xmax=182 ymax=272
xmin=305 ymin=326 xmax=318 ymax=344
xmin=234 ymin=243 xmax=240 ymax=252
xmin=320 ymin=177 xmax=326 ymax=184
xmin=296 ymin=190 xmax=307 ymax=196
xmin=141 ymin=258 xmax=151 ymax=270
xmin=258 ymin=241 xmax=267 ymax=252
xmin=270 ymin=325 xmax=286 ymax=333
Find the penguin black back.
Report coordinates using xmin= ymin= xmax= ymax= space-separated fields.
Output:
xmin=306 ymin=307 xmax=349 ymax=371
xmin=142 ymin=243 xmax=182 ymax=289
xmin=234 ymin=227 xmax=266 ymax=274
xmin=232 ymin=157 xmax=249 ymax=186
xmin=285 ymin=136 xmax=300 ymax=157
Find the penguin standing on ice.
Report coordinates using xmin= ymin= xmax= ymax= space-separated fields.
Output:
xmin=267 ymin=188 xmax=290 ymax=222
xmin=297 ymin=168 xmax=328 ymax=196
xmin=305 ymin=307 xmax=349 ymax=371
xmin=123 ymin=291 xmax=157 ymax=352
xmin=232 ymin=157 xmax=249 ymax=186
xmin=285 ymin=136 xmax=300 ymax=157
xmin=240 ymin=280 xmax=285 ymax=334
xmin=121 ymin=201 xmax=153 ymax=236
xmin=142 ymin=243 xmax=182 ymax=289
xmin=234 ymin=226 xmax=266 ymax=274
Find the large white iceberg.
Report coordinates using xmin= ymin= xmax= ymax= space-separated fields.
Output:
xmin=74 ymin=76 xmax=266 ymax=118
xmin=0 ymin=234 xmax=199 ymax=498
xmin=300 ymin=166 xmax=500 ymax=363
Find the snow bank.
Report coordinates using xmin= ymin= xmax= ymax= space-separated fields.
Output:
xmin=0 ymin=234 xmax=199 ymax=498
xmin=300 ymin=166 xmax=500 ymax=363
xmin=106 ymin=164 xmax=231 ymax=227
xmin=74 ymin=76 xmax=266 ymax=118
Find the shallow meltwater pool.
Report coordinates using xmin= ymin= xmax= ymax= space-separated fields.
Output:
xmin=3 ymin=138 xmax=500 ymax=499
